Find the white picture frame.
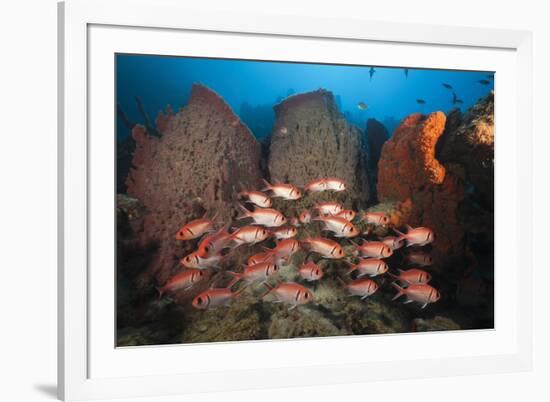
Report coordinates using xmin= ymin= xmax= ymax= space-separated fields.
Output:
xmin=58 ymin=0 xmax=533 ymax=400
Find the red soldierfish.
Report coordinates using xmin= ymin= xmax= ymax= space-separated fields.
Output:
xmin=237 ymin=205 xmax=287 ymax=227
xmin=353 ymin=240 xmax=393 ymax=259
xmin=389 ymin=268 xmax=431 ymax=285
xmin=305 ymin=178 xmax=328 ymax=193
xmin=335 ymin=209 xmax=356 ymax=221
xmin=301 ymin=236 xmax=345 ymax=259
xmin=270 ymin=238 xmax=300 ymax=261
xmin=341 ymin=278 xmax=379 ymax=299
xmin=248 ymin=251 xmax=274 ymax=266
xmin=392 ymin=283 xmax=440 ymax=308
xmin=239 ymin=189 xmax=272 ymax=208
xmin=228 ymin=261 xmax=279 ymax=285
xmin=362 ymin=211 xmax=390 ymax=225
xmin=180 ymin=251 xmax=223 ymax=269
xmin=192 ymin=287 xmax=244 ymax=309
xmin=394 ymin=225 xmax=435 ymax=247
xmin=298 ymin=261 xmax=324 ymax=281
xmin=175 ymin=212 xmax=218 ymax=240
xmin=381 ymin=235 xmax=405 ymax=251
xmin=299 ymin=209 xmax=312 ymax=224
xmin=262 ymin=282 xmax=313 ymax=309
xmin=324 ymin=177 xmax=346 ymax=192
xmin=196 ymin=226 xmax=231 ymax=258
xmin=314 ymin=202 xmax=344 ymax=216
xmin=270 ymin=226 xmax=298 ymax=240
xmin=262 ymin=180 xmax=302 ymax=200
xmin=347 ymin=259 xmax=388 ymax=278
xmin=157 ymin=269 xmax=207 ymax=298
xmin=230 ymin=225 xmax=270 ymax=246
xmin=406 ymin=250 xmax=434 ymax=266
xmin=314 ymin=215 xmax=360 ymax=238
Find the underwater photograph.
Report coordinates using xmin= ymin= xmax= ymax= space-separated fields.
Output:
xmin=116 ymin=54 xmax=494 ymax=346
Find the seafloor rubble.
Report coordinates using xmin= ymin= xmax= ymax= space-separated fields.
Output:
xmin=116 ymin=86 xmax=494 ymax=346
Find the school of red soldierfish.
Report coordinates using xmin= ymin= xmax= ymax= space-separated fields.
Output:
xmin=161 ymin=177 xmax=441 ymax=311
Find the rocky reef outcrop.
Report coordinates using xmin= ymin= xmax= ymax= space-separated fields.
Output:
xmin=126 ymin=84 xmax=263 ymax=289
xmin=439 ymin=91 xmax=494 ymax=209
xmin=377 ymin=112 xmax=466 ymax=261
xmin=267 ymin=89 xmax=370 ymax=216
xmin=365 ymin=118 xmax=390 ymax=201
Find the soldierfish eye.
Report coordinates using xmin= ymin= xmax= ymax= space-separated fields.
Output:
xmin=196 ymin=297 xmax=203 ymax=305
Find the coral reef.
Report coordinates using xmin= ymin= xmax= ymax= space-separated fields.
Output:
xmin=267 ymin=89 xmax=370 ymax=217
xmin=365 ymin=118 xmax=390 ymax=202
xmin=439 ymin=92 xmax=495 ymax=208
xmin=412 ymin=316 xmax=461 ymax=332
xmin=377 ymin=112 xmax=466 ymax=261
xmin=126 ymin=84 xmax=263 ymax=290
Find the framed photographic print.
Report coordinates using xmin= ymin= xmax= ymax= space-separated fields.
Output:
xmin=58 ymin=0 xmax=533 ymax=400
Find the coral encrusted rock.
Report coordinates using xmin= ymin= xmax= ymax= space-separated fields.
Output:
xmin=267 ymin=89 xmax=370 ymax=216
xmin=377 ymin=112 xmax=466 ymax=260
xmin=126 ymin=84 xmax=263 ymax=289
xmin=439 ymin=91 xmax=495 ymax=208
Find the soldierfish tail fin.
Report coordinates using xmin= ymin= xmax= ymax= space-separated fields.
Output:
xmin=404 ymin=224 xmax=413 ymax=231
xmin=226 ymin=272 xmax=242 ymax=288
xmin=391 ymin=283 xmax=406 ymax=301
xmin=260 ymin=179 xmax=272 ymax=192
xmin=236 ymin=204 xmax=252 ymax=220
xmin=393 ymin=228 xmax=406 ymax=237
xmin=346 ymin=264 xmax=357 ymax=275
xmin=336 ymin=277 xmax=347 ymax=287
xmin=155 ymin=286 xmax=164 ymax=300
xmin=259 ymin=282 xmax=274 ymax=299
xmin=233 ymin=285 xmax=248 ymax=298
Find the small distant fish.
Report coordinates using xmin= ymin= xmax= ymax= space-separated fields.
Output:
xmin=175 ymin=212 xmax=218 ymax=240
xmin=228 ymin=261 xmax=279 ymax=286
xmin=380 ymin=235 xmax=405 ymax=251
xmin=157 ymin=269 xmax=207 ymax=298
xmin=280 ymin=127 xmax=288 ymax=134
xmin=238 ymin=189 xmax=272 ymax=208
xmin=314 ymin=202 xmax=344 ymax=216
xmin=180 ymin=251 xmax=224 ymax=269
xmin=299 ymin=209 xmax=312 ymax=224
xmin=192 ymin=287 xmax=244 ymax=309
xmin=314 ymin=215 xmax=360 ymax=238
xmin=301 ymin=236 xmax=345 ymax=259
xmin=477 ymin=79 xmax=490 ymax=85
xmin=237 ymin=205 xmax=287 ymax=227
xmin=335 ymin=209 xmax=356 ymax=222
xmin=394 ymin=225 xmax=435 ymax=247
xmin=389 ymin=268 xmax=431 ymax=285
xmin=298 ymin=261 xmax=324 ymax=281
xmin=416 ymin=99 xmax=426 ymax=104
xmin=324 ymin=178 xmax=346 ymax=192
xmin=270 ymin=226 xmax=298 ymax=240
xmin=455 ymin=99 xmax=464 ymax=105
xmin=442 ymin=83 xmax=453 ymax=90
xmin=362 ymin=211 xmax=390 ymax=225
xmin=340 ymin=278 xmax=379 ymax=299
xmin=347 ymin=259 xmax=388 ymax=278
xmin=405 ymin=250 xmax=434 ymax=266
xmin=352 ymin=240 xmax=393 ymax=259
xmin=230 ymin=225 xmax=270 ymax=246
xmin=392 ymin=283 xmax=440 ymax=308
xmin=369 ymin=67 xmax=376 ymax=81
xmin=451 ymin=91 xmax=464 ymax=105
xmin=357 ymin=102 xmax=368 ymax=111
xmin=262 ymin=282 xmax=313 ymax=309
xmin=404 ymin=68 xmax=409 ymax=78
xmin=305 ymin=178 xmax=328 ymax=193
xmin=197 ymin=225 xmax=232 ymax=258
xmin=262 ymin=179 xmax=302 ymax=200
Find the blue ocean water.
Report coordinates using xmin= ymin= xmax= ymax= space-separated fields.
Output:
xmin=116 ymin=54 xmax=494 ymax=141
